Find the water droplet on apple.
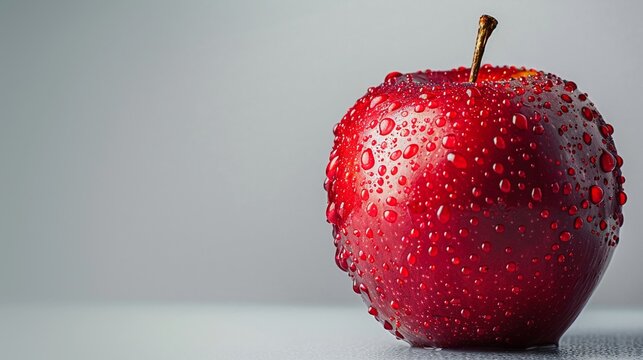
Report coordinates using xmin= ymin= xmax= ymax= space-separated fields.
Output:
xmin=512 ymin=286 xmax=521 ymax=295
xmin=399 ymin=265 xmax=409 ymax=277
xmin=383 ymin=210 xmax=398 ymax=223
xmin=559 ymin=231 xmax=571 ymax=242
xmin=600 ymin=151 xmax=616 ymax=172
xmin=403 ymin=144 xmax=419 ymax=159
xmin=384 ymin=72 xmax=402 ymax=82
xmin=506 ymin=262 xmax=517 ymax=272
xmin=361 ymin=149 xmax=375 ymax=170
xmin=326 ymin=155 xmax=339 ymax=178
xmin=512 ymin=114 xmax=528 ymax=130
xmin=390 ymin=300 xmax=400 ymax=309
xmin=560 ymin=94 xmax=572 ymax=103
xmin=499 ymin=178 xmax=511 ymax=193
xmin=589 ymin=185 xmax=604 ymax=204
xmin=581 ymin=107 xmax=593 ymax=120
xmin=493 ymin=136 xmax=506 ymax=149
xmin=442 ymin=135 xmax=456 ymax=149
xmin=437 ymin=205 xmax=450 ymax=224
xmin=461 ymin=308 xmax=471 ymax=318
xmin=369 ymin=95 xmax=386 ymax=108
xmin=428 ymin=246 xmax=438 ymax=257
xmin=531 ymin=187 xmax=542 ymax=201
xmin=571 ymin=217 xmax=582 ymax=230
xmin=379 ymin=118 xmax=395 ymax=135
xmin=366 ymin=202 xmax=378 ymax=217
xmin=326 ymin=202 xmax=337 ymax=223
xmin=447 ymin=152 xmax=468 ymax=169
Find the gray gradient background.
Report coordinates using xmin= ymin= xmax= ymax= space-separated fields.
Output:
xmin=0 ymin=0 xmax=640 ymax=306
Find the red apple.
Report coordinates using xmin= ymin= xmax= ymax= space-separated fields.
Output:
xmin=324 ymin=15 xmax=626 ymax=348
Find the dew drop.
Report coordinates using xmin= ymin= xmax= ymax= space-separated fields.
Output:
xmin=506 ymin=262 xmax=517 ymax=272
xmin=531 ymin=187 xmax=542 ymax=201
xmin=512 ymin=286 xmax=521 ymax=295
xmin=326 ymin=202 xmax=337 ymax=223
xmin=403 ymin=144 xmax=419 ymax=159
xmin=428 ymin=246 xmax=438 ymax=257
xmin=383 ymin=210 xmax=398 ymax=223
xmin=559 ymin=231 xmax=571 ymax=242
xmin=366 ymin=202 xmax=378 ymax=217
xmin=461 ymin=309 xmax=471 ymax=319
xmin=589 ymin=185 xmax=604 ymax=204
xmin=499 ymin=178 xmax=511 ymax=193
xmin=442 ymin=135 xmax=456 ymax=149
xmin=437 ymin=205 xmax=451 ymax=224
xmin=361 ymin=149 xmax=375 ymax=170
xmin=447 ymin=152 xmax=468 ymax=169
xmin=618 ymin=191 xmax=627 ymax=205
xmin=512 ymin=114 xmax=528 ymax=130
xmin=379 ymin=118 xmax=396 ymax=135
xmin=326 ymin=155 xmax=339 ymax=178
xmin=581 ymin=107 xmax=593 ymax=120
xmin=599 ymin=151 xmax=616 ymax=172
xmin=384 ymin=72 xmax=402 ymax=82
xmin=493 ymin=136 xmax=506 ymax=149
xmin=399 ymin=266 xmax=409 ymax=278
xmin=369 ymin=95 xmax=386 ymax=108
xmin=574 ymin=217 xmax=583 ymax=229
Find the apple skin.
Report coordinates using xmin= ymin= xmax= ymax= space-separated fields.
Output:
xmin=324 ymin=65 xmax=626 ymax=348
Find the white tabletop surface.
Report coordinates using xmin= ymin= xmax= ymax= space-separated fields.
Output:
xmin=1 ymin=304 xmax=641 ymax=360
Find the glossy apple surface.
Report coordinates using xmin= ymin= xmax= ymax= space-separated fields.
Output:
xmin=324 ymin=65 xmax=626 ymax=348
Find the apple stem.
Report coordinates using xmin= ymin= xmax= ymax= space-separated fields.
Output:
xmin=469 ymin=15 xmax=498 ymax=83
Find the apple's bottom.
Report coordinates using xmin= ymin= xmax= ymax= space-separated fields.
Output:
xmin=410 ymin=342 xmax=559 ymax=351
xmin=403 ymin=333 xmax=562 ymax=351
